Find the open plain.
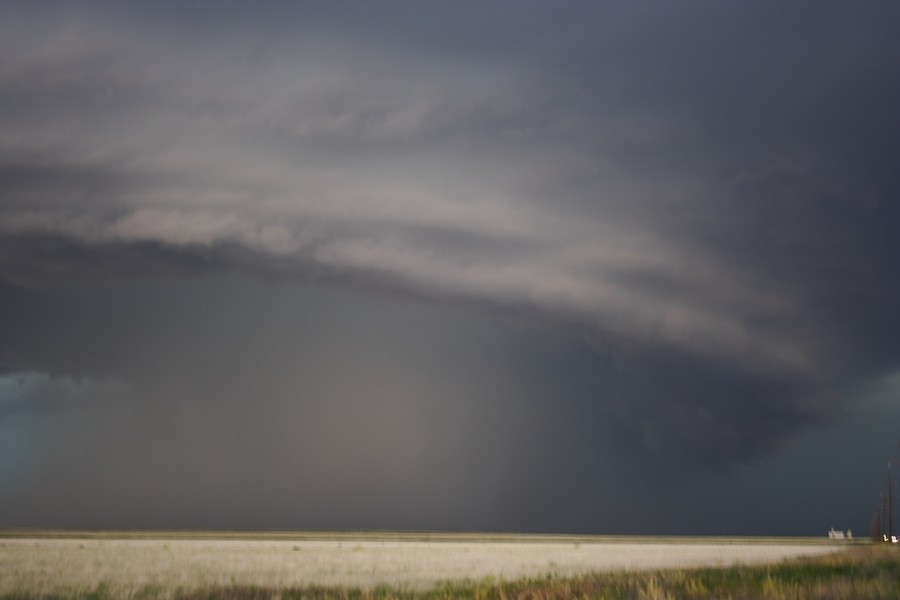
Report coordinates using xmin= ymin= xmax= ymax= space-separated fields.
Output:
xmin=0 ymin=531 xmax=847 ymax=597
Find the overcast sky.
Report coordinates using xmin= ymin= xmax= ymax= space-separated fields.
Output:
xmin=1 ymin=1 xmax=899 ymax=536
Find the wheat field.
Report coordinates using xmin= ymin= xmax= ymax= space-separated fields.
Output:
xmin=0 ymin=532 xmax=844 ymax=596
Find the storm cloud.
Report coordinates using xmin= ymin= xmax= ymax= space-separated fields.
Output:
xmin=1 ymin=1 xmax=899 ymax=534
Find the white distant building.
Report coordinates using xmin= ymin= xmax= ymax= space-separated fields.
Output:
xmin=828 ymin=527 xmax=846 ymax=539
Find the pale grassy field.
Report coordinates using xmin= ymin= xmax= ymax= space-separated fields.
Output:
xmin=0 ymin=533 xmax=845 ymax=596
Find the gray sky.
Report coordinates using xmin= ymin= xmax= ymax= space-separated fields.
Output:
xmin=1 ymin=1 xmax=899 ymax=535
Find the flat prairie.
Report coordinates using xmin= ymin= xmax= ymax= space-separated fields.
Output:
xmin=0 ymin=531 xmax=845 ymax=596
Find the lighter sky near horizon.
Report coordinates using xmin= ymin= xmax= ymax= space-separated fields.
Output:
xmin=1 ymin=1 xmax=899 ymax=536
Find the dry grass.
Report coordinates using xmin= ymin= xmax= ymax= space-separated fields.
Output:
xmin=0 ymin=532 xmax=848 ymax=599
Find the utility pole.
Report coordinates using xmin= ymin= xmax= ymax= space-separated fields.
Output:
xmin=873 ymin=440 xmax=900 ymax=542
xmin=872 ymin=499 xmax=883 ymax=541
xmin=888 ymin=475 xmax=895 ymax=541
xmin=886 ymin=442 xmax=900 ymax=542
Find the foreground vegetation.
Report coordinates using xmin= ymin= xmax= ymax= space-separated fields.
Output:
xmin=476 ymin=544 xmax=900 ymax=600
xmin=2 ymin=541 xmax=898 ymax=599
xmin=0 ymin=535 xmax=837 ymax=593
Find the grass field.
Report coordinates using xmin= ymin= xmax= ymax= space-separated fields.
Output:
xmin=1 ymin=531 xmax=891 ymax=599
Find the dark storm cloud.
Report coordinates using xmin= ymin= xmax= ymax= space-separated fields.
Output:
xmin=1 ymin=1 xmax=900 ymax=531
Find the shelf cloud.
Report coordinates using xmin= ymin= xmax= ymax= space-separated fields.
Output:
xmin=1 ymin=1 xmax=899 ymax=533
